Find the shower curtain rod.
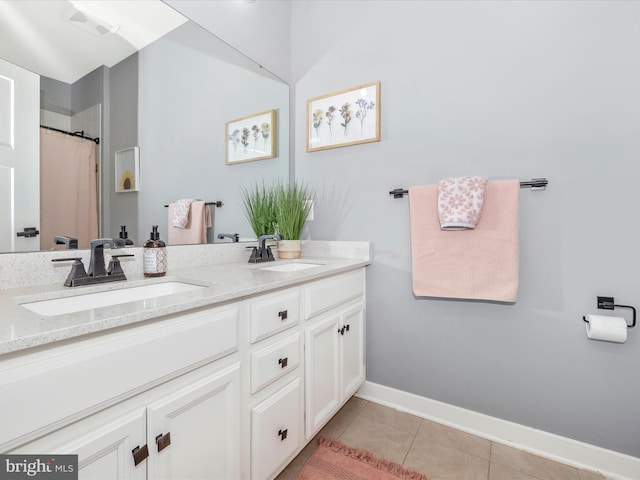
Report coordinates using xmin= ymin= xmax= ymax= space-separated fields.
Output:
xmin=389 ymin=178 xmax=548 ymax=198
xmin=40 ymin=125 xmax=100 ymax=144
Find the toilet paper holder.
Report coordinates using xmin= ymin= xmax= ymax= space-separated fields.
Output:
xmin=583 ymin=296 xmax=636 ymax=328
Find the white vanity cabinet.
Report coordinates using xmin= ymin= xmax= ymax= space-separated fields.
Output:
xmin=2 ymin=265 xmax=367 ymax=480
xmin=4 ymin=304 xmax=242 ymax=480
xmin=304 ymin=270 xmax=366 ymax=439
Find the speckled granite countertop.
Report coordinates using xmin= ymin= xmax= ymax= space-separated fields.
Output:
xmin=0 ymin=241 xmax=370 ymax=355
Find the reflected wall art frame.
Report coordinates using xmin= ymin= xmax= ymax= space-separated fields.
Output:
xmin=225 ymin=109 xmax=276 ymax=165
xmin=306 ymin=81 xmax=380 ymax=152
xmin=115 ymin=147 xmax=140 ymax=193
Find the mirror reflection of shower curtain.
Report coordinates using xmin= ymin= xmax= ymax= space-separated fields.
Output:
xmin=39 ymin=128 xmax=99 ymax=250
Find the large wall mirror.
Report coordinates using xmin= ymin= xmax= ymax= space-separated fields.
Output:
xmin=0 ymin=0 xmax=289 ymax=253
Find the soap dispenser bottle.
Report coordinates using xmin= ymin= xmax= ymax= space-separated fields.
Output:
xmin=119 ymin=225 xmax=134 ymax=247
xmin=143 ymin=225 xmax=167 ymax=277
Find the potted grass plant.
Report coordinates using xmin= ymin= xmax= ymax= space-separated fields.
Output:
xmin=240 ymin=182 xmax=277 ymax=239
xmin=274 ymin=180 xmax=314 ymax=259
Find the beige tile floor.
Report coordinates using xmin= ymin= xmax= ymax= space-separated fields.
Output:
xmin=276 ymin=397 xmax=609 ymax=480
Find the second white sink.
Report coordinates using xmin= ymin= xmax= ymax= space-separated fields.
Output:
xmin=259 ymin=262 xmax=322 ymax=272
xmin=20 ymin=281 xmax=207 ymax=316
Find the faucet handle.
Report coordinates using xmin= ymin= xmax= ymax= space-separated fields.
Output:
xmin=52 ymin=257 xmax=88 ymax=287
xmin=107 ymin=254 xmax=133 ymax=277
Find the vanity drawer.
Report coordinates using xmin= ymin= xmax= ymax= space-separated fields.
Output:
xmin=249 ymin=289 xmax=300 ymax=343
xmin=250 ymin=333 xmax=300 ymax=394
xmin=0 ymin=305 xmax=239 ymax=450
xmin=251 ymin=379 xmax=301 ymax=480
xmin=304 ymin=269 xmax=364 ymax=319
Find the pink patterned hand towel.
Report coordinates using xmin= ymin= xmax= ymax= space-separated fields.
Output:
xmin=172 ymin=198 xmax=195 ymax=228
xmin=437 ymin=176 xmax=488 ymax=229
xmin=409 ymin=179 xmax=519 ymax=302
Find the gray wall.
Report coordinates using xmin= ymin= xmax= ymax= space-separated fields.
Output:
xmin=165 ymin=0 xmax=292 ymax=84
xmin=108 ymin=54 xmax=139 ymax=242
xmin=292 ymin=1 xmax=640 ymax=457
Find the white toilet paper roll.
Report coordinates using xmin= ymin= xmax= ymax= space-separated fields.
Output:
xmin=585 ymin=314 xmax=628 ymax=343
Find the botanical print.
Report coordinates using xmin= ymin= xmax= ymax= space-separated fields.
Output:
xmin=225 ymin=110 xmax=276 ymax=164
xmin=307 ymin=81 xmax=380 ymax=152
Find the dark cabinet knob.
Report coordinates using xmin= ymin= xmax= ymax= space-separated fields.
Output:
xmin=278 ymin=428 xmax=288 ymax=441
xmin=278 ymin=357 xmax=288 ymax=368
xmin=278 ymin=310 xmax=288 ymax=320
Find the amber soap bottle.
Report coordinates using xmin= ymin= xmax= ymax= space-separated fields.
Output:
xmin=143 ymin=225 xmax=167 ymax=277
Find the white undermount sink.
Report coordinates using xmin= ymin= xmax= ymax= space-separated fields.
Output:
xmin=259 ymin=262 xmax=322 ymax=272
xmin=20 ymin=281 xmax=207 ymax=316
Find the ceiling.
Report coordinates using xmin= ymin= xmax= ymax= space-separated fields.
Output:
xmin=0 ymin=0 xmax=187 ymax=84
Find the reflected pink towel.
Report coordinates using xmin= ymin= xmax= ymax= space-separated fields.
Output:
xmin=168 ymin=201 xmax=212 ymax=245
xmin=409 ymin=179 xmax=519 ymax=302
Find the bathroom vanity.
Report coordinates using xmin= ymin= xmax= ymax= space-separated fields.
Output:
xmin=0 ymin=241 xmax=369 ymax=480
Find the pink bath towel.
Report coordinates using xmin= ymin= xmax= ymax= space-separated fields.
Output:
xmin=168 ymin=201 xmax=212 ymax=245
xmin=409 ymin=179 xmax=519 ymax=302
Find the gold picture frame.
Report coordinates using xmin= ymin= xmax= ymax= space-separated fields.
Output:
xmin=225 ymin=109 xmax=276 ymax=165
xmin=306 ymin=81 xmax=380 ymax=152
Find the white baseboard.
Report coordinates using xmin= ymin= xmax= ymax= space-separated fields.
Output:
xmin=356 ymin=381 xmax=640 ymax=480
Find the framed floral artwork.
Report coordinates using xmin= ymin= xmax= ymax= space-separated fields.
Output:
xmin=225 ymin=109 xmax=276 ymax=165
xmin=115 ymin=147 xmax=140 ymax=192
xmin=306 ymin=81 xmax=380 ymax=152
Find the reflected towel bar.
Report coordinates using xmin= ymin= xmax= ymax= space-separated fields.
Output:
xmin=164 ymin=201 xmax=223 ymax=207
xmin=389 ymin=178 xmax=548 ymax=198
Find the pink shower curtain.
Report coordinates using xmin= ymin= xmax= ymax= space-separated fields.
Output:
xmin=40 ymin=129 xmax=99 ymax=250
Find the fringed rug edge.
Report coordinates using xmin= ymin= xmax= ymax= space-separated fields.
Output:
xmin=317 ymin=436 xmax=429 ymax=480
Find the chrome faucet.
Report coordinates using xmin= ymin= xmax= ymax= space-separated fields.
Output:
xmin=248 ymin=234 xmax=282 ymax=263
xmin=52 ymin=238 xmax=133 ymax=287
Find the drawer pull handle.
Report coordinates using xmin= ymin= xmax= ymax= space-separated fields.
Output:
xmin=278 ymin=428 xmax=288 ymax=441
xmin=338 ymin=324 xmax=351 ymax=335
xmin=278 ymin=310 xmax=288 ymax=320
xmin=278 ymin=357 xmax=288 ymax=368
xmin=155 ymin=432 xmax=171 ymax=452
xmin=132 ymin=444 xmax=149 ymax=466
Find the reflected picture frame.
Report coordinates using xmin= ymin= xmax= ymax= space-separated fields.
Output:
xmin=306 ymin=81 xmax=380 ymax=152
xmin=225 ymin=109 xmax=276 ymax=165
xmin=115 ymin=147 xmax=140 ymax=192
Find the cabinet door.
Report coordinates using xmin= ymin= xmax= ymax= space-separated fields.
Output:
xmin=305 ymin=314 xmax=340 ymax=439
xmin=55 ymin=409 xmax=147 ymax=480
xmin=340 ymin=302 xmax=365 ymax=400
xmin=146 ymin=364 xmax=240 ymax=480
xmin=251 ymin=379 xmax=301 ymax=480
